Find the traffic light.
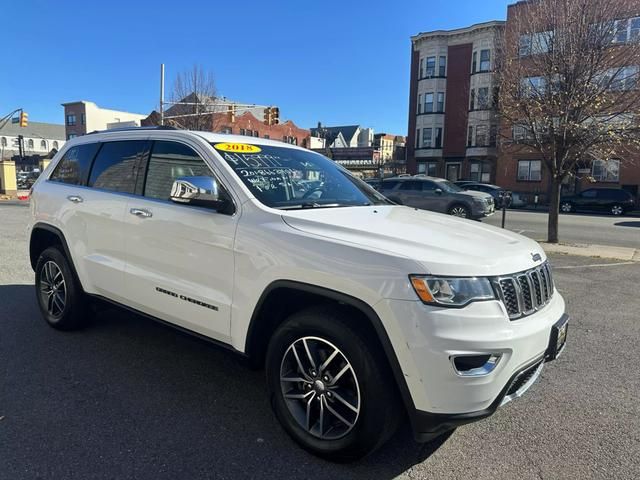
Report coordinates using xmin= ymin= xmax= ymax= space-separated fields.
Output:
xmin=263 ymin=107 xmax=272 ymax=125
xmin=19 ymin=111 xmax=28 ymax=127
xmin=271 ymin=107 xmax=279 ymax=125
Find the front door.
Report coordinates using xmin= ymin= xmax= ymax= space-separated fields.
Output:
xmin=446 ymin=163 xmax=461 ymax=182
xmin=122 ymin=139 xmax=237 ymax=343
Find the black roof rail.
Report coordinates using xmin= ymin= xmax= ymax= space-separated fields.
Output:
xmin=87 ymin=126 xmax=179 ymax=135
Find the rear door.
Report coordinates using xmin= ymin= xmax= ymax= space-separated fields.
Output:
xmin=576 ymin=189 xmax=597 ymax=210
xmin=121 ymin=139 xmax=238 ymax=343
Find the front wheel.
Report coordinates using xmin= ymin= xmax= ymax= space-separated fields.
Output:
xmin=448 ymin=204 xmax=470 ymax=218
xmin=610 ymin=204 xmax=624 ymax=216
xmin=266 ymin=306 xmax=400 ymax=461
xmin=560 ymin=202 xmax=573 ymax=213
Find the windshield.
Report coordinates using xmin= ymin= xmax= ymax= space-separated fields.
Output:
xmin=212 ymin=143 xmax=390 ymax=209
xmin=438 ymin=180 xmax=463 ymax=193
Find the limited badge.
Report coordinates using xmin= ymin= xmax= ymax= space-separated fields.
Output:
xmin=214 ymin=143 xmax=262 ymax=153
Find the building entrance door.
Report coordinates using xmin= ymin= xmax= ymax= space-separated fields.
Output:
xmin=445 ymin=162 xmax=461 ymax=181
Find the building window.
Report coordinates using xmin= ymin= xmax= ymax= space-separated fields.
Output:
xmin=613 ymin=17 xmax=640 ymax=43
xmin=603 ymin=66 xmax=639 ymax=91
xmin=472 ymin=51 xmax=477 ymax=73
xmin=439 ymin=56 xmax=446 ymax=76
xmin=425 ymin=93 xmax=434 ymax=113
xmin=253 ymin=130 xmax=259 ymax=137
xmin=53 ymin=141 xmax=59 ymax=149
xmin=1 ymin=137 xmax=6 ymax=147
xmin=434 ymin=128 xmax=443 ymax=148
xmin=66 ymin=114 xmax=76 ymax=126
xmin=41 ymin=140 xmax=47 ymax=150
xmin=422 ymin=128 xmax=432 ymax=148
xmin=489 ymin=125 xmax=497 ymax=146
xmin=477 ymin=87 xmax=489 ymax=110
xmin=517 ymin=160 xmax=542 ymax=181
xmin=475 ymin=125 xmax=488 ymax=147
xmin=27 ymin=139 xmax=34 ymax=149
xmin=479 ymin=49 xmax=491 ymax=72
xmin=416 ymin=128 xmax=420 ymax=148
xmin=417 ymin=94 xmax=422 ymax=114
xmin=67 ymin=134 xmax=77 ymax=140
xmin=419 ymin=58 xmax=424 ymax=78
xmin=264 ymin=134 xmax=270 ymax=139
xmin=436 ymin=92 xmax=445 ymax=112
xmin=467 ymin=126 xmax=473 ymax=147
xmin=425 ymin=56 xmax=436 ymax=77
xmin=522 ymin=76 xmax=547 ymax=97
xmin=239 ymin=128 xmax=246 ymax=136
xmin=592 ymin=159 xmax=620 ymax=181
xmin=418 ymin=162 xmax=438 ymax=176
xmin=469 ymin=162 xmax=491 ymax=182
xmin=81 ymin=113 xmax=86 ymax=125
xmin=220 ymin=127 xmax=232 ymax=134
xmin=469 ymin=89 xmax=475 ymax=110
xmin=519 ymin=31 xmax=553 ymax=56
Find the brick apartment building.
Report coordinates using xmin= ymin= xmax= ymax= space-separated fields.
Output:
xmin=407 ymin=21 xmax=505 ymax=182
xmin=495 ymin=1 xmax=640 ymax=203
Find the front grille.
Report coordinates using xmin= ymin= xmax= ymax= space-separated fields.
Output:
xmin=493 ymin=262 xmax=554 ymax=319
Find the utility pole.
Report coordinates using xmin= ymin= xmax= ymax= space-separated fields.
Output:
xmin=159 ymin=64 xmax=165 ymax=126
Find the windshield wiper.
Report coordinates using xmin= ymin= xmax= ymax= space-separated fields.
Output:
xmin=277 ymin=202 xmax=369 ymax=210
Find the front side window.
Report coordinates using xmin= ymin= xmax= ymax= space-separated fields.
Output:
xmin=88 ymin=140 xmax=146 ymax=193
xmin=517 ymin=160 xmax=542 ymax=181
xmin=144 ymin=141 xmax=213 ymax=200
xmin=426 ymin=57 xmax=436 ymax=77
xmin=592 ymin=159 xmax=620 ymax=182
xmin=422 ymin=128 xmax=433 ymax=148
xmin=479 ymin=49 xmax=491 ymax=71
xmin=49 ymin=142 xmax=100 ymax=185
xmin=66 ymin=114 xmax=76 ymax=126
xmin=425 ymin=93 xmax=434 ymax=113
xmin=214 ymin=143 xmax=389 ymax=209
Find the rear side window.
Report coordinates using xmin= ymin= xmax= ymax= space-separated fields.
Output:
xmin=49 ymin=143 xmax=100 ymax=185
xmin=398 ymin=181 xmax=422 ymax=191
xmin=144 ymin=141 xmax=212 ymax=200
xmin=88 ymin=141 xmax=147 ymax=194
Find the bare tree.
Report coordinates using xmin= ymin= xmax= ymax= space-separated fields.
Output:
xmin=497 ymin=0 xmax=640 ymax=242
xmin=167 ymin=64 xmax=220 ymax=130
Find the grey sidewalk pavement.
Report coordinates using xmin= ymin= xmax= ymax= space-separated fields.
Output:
xmin=540 ymin=242 xmax=640 ymax=262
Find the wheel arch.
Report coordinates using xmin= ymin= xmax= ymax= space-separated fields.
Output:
xmin=244 ymin=280 xmax=416 ymax=416
xmin=29 ymin=223 xmax=81 ymax=288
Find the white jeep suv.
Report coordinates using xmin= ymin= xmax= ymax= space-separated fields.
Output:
xmin=28 ymin=127 xmax=569 ymax=461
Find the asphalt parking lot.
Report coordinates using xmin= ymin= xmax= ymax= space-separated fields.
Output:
xmin=1 ymin=203 xmax=639 ymax=479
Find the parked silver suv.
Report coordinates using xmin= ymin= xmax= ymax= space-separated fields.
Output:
xmin=373 ymin=176 xmax=495 ymax=219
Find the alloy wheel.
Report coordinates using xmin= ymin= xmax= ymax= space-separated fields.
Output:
xmin=450 ymin=207 xmax=468 ymax=218
xmin=611 ymin=205 xmax=623 ymax=215
xmin=561 ymin=203 xmax=572 ymax=213
xmin=279 ymin=336 xmax=361 ymax=440
xmin=39 ymin=261 xmax=66 ymax=317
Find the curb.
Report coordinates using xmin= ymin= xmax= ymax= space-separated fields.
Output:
xmin=540 ymin=242 xmax=639 ymax=262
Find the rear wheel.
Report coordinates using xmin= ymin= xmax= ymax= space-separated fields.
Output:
xmin=266 ymin=306 xmax=400 ymax=461
xmin=35 ymin=247 xmax=88 ymax=330
xmin=560 ymin=202 xmax=573 ymax=213
xmin=448 ymin=204 xmax=470 ymax=218
xmin=610 ymin=204 xmax=624 ymax=216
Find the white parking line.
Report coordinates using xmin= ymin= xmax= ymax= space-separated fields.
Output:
xmin=554 ymin=261 xmax=637 ymax=269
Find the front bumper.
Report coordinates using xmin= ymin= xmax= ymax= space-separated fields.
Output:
xmin=375 ymin=292 xmax=568 ymax=441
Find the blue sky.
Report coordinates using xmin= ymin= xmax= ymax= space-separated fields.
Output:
xmin=2 ymin=0 xmax=510 ymax=135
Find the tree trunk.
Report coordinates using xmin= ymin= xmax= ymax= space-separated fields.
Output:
xmin=547 ymin=177 xmax=562 ymax=243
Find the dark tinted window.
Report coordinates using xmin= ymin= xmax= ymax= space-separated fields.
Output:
xmin=581 ymin=189 xmax=597 ymax=198
xmin=381 ymin=180 xmax=400 ymax=190
xmin=421 ymin=180 xmax=438 ymax=191
xmin=601 ymin=189 xmax=630 ymax=200
xmin=49 ymin=143 xmax=100 ymax=185
xmin=398 ymin=181 xmax=422 ymax=191
xmin=88 ymin=141 xmax=146 ymax=193
xmin=144 ymin=141 xmax=211 ymax=200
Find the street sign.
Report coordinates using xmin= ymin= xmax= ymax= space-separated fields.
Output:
xmin=11 ymin=117 xmax=19 ymax=124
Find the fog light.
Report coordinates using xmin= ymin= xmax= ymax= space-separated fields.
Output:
xmin=451 ymin=354 xmax=501 ymax=376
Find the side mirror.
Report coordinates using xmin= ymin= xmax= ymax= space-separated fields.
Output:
xmin=170 ymin=176 xmax=220 ymax=208
xmin=435 ymin=188 xmax=443 ymax=195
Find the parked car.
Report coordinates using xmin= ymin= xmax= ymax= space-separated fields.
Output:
xmin=560 ymin=188 xmax=635 ymax=216
xmin=377 ymin=176 xmax=495 ymax=219
xmin=460 ymin=183 xmax=507 ymax=208
xmin=28 ymin=128 xmax=568 ymax=461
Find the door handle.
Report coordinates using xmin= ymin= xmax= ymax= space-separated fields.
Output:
xmin=67 ymin=195 xmax=83 ymax=203
xmin=130 ymin=208 xmax=153 ymax=218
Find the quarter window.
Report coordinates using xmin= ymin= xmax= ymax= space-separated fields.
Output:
xmin=88 ymin=140 xmax=146 ymax=193
xmin=144 ymin=141 xmax=212 ymax=200
xmin=517 ymin=160 xmax=542 ymax=181
xmin=49 ymin=142 xmax=100 ymax=185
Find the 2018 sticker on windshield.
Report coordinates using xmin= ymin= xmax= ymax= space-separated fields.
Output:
xmin=214 ymin=143 xmax=262 ymax=153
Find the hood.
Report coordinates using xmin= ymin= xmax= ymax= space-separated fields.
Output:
xmin=459 ymin=190 xmax=493 ymax=201
xmin=281 ymin=205 xmax=545 ymax=276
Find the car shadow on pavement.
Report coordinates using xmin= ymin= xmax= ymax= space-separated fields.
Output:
xmin=614 ymin=221 xmax=640 ymax=228
xmin=0 ymin=284 xmax=449 ymax=480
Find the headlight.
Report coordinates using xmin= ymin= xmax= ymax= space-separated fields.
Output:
xmin=473 ymin=198 xmax=485 ymax=205
xmin=409 ymin=275 xmax=496 ymax=307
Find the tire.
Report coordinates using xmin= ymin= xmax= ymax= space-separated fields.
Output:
xmin=35 ymin=246 xmax=88 ymax=330
xmin=448 ymin=204 xmax=470 ymax=218
xmin=560 ymin=202 xmax=573 ymax=213
xmin=265 ymin=305 xmax=401 ymax=462
xmin=610 ymin=204 xmax=624 ymax=216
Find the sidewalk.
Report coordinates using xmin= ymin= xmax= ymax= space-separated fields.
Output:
xmin=540 ymin=242 xmax=640 ymax=262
